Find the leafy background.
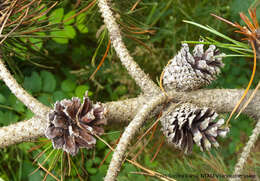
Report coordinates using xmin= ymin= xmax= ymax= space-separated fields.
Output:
xmin=0 ymin=0 xmax=259 ymax=180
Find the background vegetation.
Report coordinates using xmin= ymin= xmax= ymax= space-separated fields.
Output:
xmin=0 ymin=0 xmax=259 ymax=180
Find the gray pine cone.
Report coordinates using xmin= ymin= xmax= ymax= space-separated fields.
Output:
xmin=160 ymin=103 xmax=229 ymax=154
xmin=45 ymin=92 xmax=107 ymax=156
xmin=162 ymin=43 xmax=224 ymax=91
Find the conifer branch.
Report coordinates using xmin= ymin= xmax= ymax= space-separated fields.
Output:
xmin=0 ymin=58 xmax=51 ymax=119
xmin=97 ymin=0 xmax=160 ymax=95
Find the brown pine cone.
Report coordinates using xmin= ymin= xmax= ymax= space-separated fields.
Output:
xmin=45 ymin=92 xmax=107 ymax=156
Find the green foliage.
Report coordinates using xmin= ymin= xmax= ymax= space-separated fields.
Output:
xmin=61 ymin=79 xmax=76 ymax=92
xmin=76 ymin=13 xmax=89 ymax=33
xmin=23 ymin=72 xmax=42 ymax=93
xmin=40 ymin=71 xmax=56 ymax=93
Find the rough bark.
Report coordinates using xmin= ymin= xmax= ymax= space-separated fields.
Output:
xmin=0 ymin=89 xmax=259 ymax=148
xmin=0 ymin=116 xmax=47 ymax=148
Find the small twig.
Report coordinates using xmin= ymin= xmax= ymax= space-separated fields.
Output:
xmin=104 ymin=93 xmax=168 ymax=181
xmin=98 ymin=0 xmax=160 ymax=95
xmin=0 ymin=58 xmax=50 ymax=119
xmin=230 ymin=119 xmax=260 ymax=181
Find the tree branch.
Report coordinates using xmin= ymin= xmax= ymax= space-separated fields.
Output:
xmin=97 ymin=0 xmax=160 ymax=95
xmin=104 ymin=92 xmax=168 ymax=181
xmin=0 ymin=116 xmax=47 ymax=148
xmin=230 ymin=119 xmax=260 ymax=181
xmin=0 ymin=89 xmax=259 ymax=148
xmin=0 ymin=58 xmax=50 ymax=118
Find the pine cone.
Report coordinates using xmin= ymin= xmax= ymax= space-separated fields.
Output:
xmin=162 ymin=43 xmax=224 ymax=91
xmin=45 ymin=92 xmax=107 ymax=156
xmin=160 ymin=103 xmax=229 ymax=154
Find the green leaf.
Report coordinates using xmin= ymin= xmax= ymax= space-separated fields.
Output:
xmin=29 ymin=38 xmax=43 ymax=50
xmin=40 ymin=71 xmax=56 ymax=92
xmin=76 ymin=13 xmax=86 ymax=24
xmin=50 ymin=29 xmax=69 ymax=44
xmin=50 ymin=26 xmax=76 ymax=44
xmin=4 ymin=111 xmax=19 ymax=124
xmin=63 ymin=10 xmax=76 ymax=25
xmin=25 ymin=110 xmax=34 ymax=119
xmin=87 ymin=168 xmax=97 ymax=175
xmin=76 ymin=13 xmax=88 ymax=33
xmin=77 ymin=24 xmax=88 ymax=34
xmin=93 ymin=157 xmax=101 ymax=164
xmin=0 ymin=94 xmax=6 ymax=104
xmin=49 ymin=8 xmax=64 ymax=24
xmin=75 ymin=85 xmax=89 ymax=98
xmin=38 ymin=94 xmax=52 ymax=106
xmin=22 ymin=161 xmax=37 ymax=181
xmin=23 ymin=72 xmax=42 ymax=93
xmin=28 ymin=170 xmax=42 ymax=181
xmin=0 ymin=111 xmax=5 ymax=123
xmin=53 ymin=91 xmax=67 ymax=101
xmin=86 ymin=160 xmax=93 ymax=168
xmin=96 ymin=140 xmax=106 ymax=150
xmin=64 ymin=25 xmax=76 ymax=39
xmin=13 ymin=100 xmax=25 ymax=112
xmin=61 ymin=79 xmax=76 ymax=92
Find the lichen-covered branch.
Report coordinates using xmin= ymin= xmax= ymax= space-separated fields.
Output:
xmin=0 ymin=89 xmax=259 ymax=148
xmin=97 ymin=0 xmax=160 ymax=95
xmin=230 ymin=119 xmax=260 ymax=181
xmin=104 ymin=93 xmax=168 ymax=181
xmin=0 ymin=59 xmax=50 ymax=118
xmin=0 ymin=116 xmax=47 ymax=148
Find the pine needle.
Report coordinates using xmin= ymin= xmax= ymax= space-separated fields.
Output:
xmin=89 ymin=39 xmax=111 ymax=79
xmin=150 ymin=135 xmax=164 ymax=162
xmin=130 ymin=0 xmax=142 ymax=11
xmin=235 ymin=81 xmax=260 ymax=119
xmin=226 ymin=39 xmax=257 ymax=125
xmin=38 ymin=163 xmax=60 ymax=181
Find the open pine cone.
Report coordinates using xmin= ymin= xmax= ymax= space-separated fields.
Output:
xmin=160 ymin=103 xmax=229 ymax=154
xmin=162 ymin=43 xmax=225 ymax=91
xmin=45 ymin=92 xmax=107 ymax=156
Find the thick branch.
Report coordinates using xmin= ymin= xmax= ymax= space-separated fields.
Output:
xmin=0 ymin=89 xmax=259 ymax=148
xmin=0 ymin=116 xmax=47 ymax=148
xmin=97 ymin=0 xmax=160 ymax=95
xmin=104 ymin=93 xmax=168 ymax=181
xmin=106 ymin=89 xmax=260 ymax=121
xmin=0 ymin=59 xmax=50 ymax=118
